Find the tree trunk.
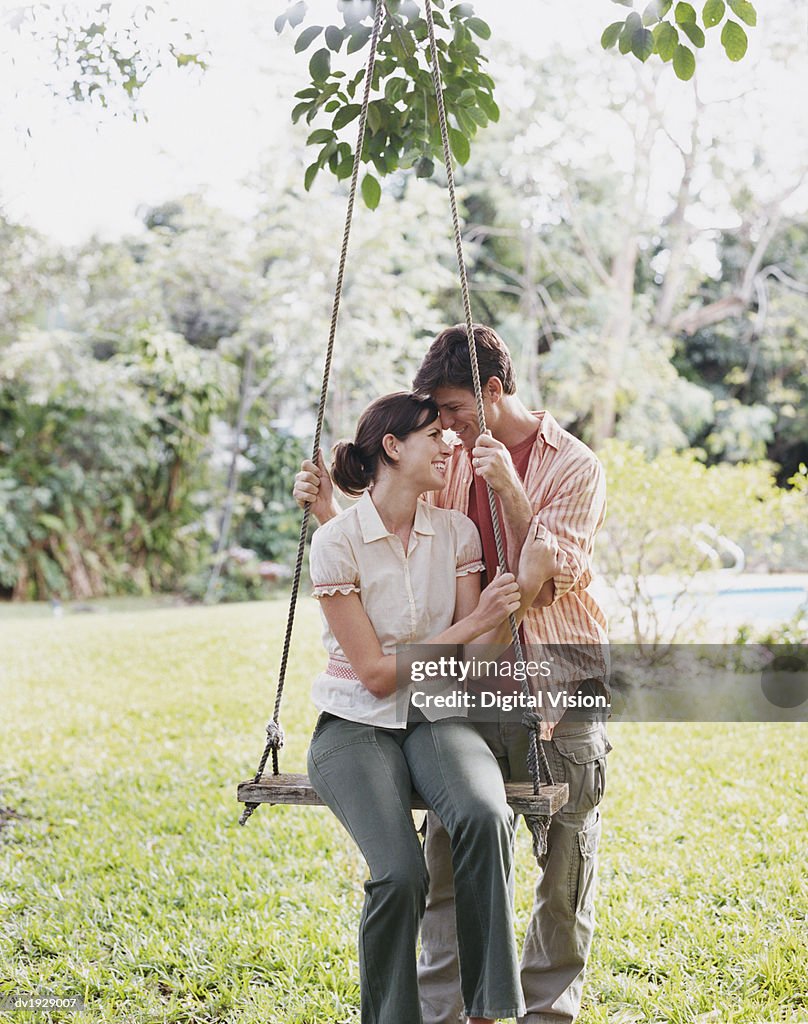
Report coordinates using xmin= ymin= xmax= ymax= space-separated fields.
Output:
xmin=204 ymin=344 xmax=256 ymax=603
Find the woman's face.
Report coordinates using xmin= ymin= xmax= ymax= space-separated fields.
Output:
xmin=390 ymin=415 xmax=453 ymax=491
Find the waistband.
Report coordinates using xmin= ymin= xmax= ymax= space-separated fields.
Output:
xmin=325 ymin=655 xmax=359 ymax=680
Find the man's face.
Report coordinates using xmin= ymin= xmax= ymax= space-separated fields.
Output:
xmin=431 ymin=386 xmax=486 ymax=449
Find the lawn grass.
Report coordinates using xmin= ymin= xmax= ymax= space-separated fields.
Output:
xmin=1 ymin=599 xmax=805 ymax=1023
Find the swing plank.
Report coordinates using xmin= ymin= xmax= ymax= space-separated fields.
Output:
xmin=238 ymin=773 xmax=569 ymax=816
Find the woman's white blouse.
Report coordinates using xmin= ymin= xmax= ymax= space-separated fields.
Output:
xmin=309 ymin=490 xmax=485 ymax=728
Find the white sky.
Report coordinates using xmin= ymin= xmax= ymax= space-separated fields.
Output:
xmin=1 ymin=0 xmax=805 ymax=246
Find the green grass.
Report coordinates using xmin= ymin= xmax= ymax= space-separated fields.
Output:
xmin=1 ymin=600 xmax=805 ymax=1023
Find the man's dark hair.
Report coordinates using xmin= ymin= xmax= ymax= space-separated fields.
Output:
xmin=412 ymin=323 xmax=516 ymax=397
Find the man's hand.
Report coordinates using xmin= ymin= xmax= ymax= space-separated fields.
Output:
xmin=293 ymin=450 xmax=338 ymax=525
xmin=518 ymin=516 xmax=563 ymax=598
xmin=471 ymin=433 xmax=520 ymax=495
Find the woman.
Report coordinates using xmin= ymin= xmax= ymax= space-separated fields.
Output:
xmin=307 ymin=392 xmax=559 ymax=1024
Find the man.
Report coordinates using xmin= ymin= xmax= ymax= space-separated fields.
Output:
xmin=294 ymin=324 xmax=610 ymax=1024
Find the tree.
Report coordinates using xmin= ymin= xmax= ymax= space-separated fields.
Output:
xmin=426 ymin=12 xmax=806 ymax=462
xmin=3 ymin=3 xmax=207 ymax=122
xmin=600 ymin=0 xmax=758 ymax=79
xmin=275 ymin=0 xmax=757 ymax=200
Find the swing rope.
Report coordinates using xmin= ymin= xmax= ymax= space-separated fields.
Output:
xmin=241 ymin=0 xmax=555 ymax=857
xmin=423 ymin=0 xmax=553 ymax=859
xmin=238 ymin=0 xmax=385 ymax=826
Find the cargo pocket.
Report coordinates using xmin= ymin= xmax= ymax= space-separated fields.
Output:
xmin=574 ymin=812 xmax=601 ymax=914
xmin=552 ymin=726 xmax=612 ymax=812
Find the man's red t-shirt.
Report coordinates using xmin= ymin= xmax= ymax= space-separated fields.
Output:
xmin=468 ymin=428 xmax=538 ymax=584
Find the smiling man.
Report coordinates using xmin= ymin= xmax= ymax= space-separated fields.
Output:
xmin=293 ymin=323 xmax=610 ymax=1024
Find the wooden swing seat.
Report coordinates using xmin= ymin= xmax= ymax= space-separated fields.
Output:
xmin=238 ymin=773 xmax=569 ymax=816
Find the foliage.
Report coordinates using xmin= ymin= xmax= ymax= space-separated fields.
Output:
xmin=277 ymin=0 xmax=759 ymax=198
xmin=4 ymin=2 xmax=207 ymax=120
xmin=1 ymin=601 xmax=806 ymax=1022
xmin=2 ymin=9 xmax=804 ymax=601
xmin=674 ymin=219 xmax=808 ymax=480
xmin=0 ymin=330 xmax=225 ymax=600
xmin=601 ymin=0 xmax=758 ymax=80
xmin=0 ymin=219 xmax=65 ymax=344
xmin=275 ymin=0 xmax=497 ymax=204
xmin=733 ymin=607 xmax=808 ymax=653
xmin=236 ymin=425 xmax=309 ymax=564
xmin=598 ymin=439 xmax=789 ymax=646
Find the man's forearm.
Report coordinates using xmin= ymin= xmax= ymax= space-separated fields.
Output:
xmin=499 ymin=480 xmax=556 ymax=607
xmin=498 ymin=478 xmax=534 ymax=573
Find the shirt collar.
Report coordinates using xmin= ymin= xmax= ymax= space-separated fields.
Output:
xmin=356 ymin=490 xmax=436 ymax=543
xmin=534 ymin=410 xmax=563 ymax=451
xmin=452 ymin=411 xmax=561 ymax=459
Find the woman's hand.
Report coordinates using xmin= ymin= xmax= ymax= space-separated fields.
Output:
xmin=471 ymin=569 xmax=521 ymax=633
xmin=518 ymin=516 xmax=563 ymax=591
xmin=293 ymin=449 xmax=336 ymax=523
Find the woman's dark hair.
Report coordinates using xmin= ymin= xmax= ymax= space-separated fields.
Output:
xmin=331 ymin=392 xmax=439 ymax=496
xmin=412 ymin=322 xmax=516 ymax=397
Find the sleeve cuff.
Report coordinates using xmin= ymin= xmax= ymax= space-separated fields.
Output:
xmin=456 ymin=560 xmax=486 ymax=578
xmin=312 ymin=582 xmax=360 ymax=599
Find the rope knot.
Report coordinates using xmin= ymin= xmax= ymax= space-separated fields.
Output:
xmin=265 ymin=720 xmax=285 ymax=750
xmin=521 ymin=709 xmax=543 ymax=731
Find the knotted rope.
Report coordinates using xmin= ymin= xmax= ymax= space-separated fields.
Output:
xmin=239 ymin=0 xmax=385 ymax=826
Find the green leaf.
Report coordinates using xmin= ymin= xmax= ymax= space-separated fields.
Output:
xmin=675 ymin=1 xmax=697 ymax=22
xmin=702 ymin=0 xmax=725 ymax=27
xmin=366 ymin=101 xmax=382 ymax=134
xmin=332 ymin=103 xmax=362 ymax=129
xmin=361 ymin=172 xmax=382 ymax=209
xmin=642 ymin=0 xmax=672 ymax=25
xmin=448 ymin=127 xmax=470 ymax=164
xmin=308 ymin=47 xmax=331 ymax=81
xmin=601 ymin=20 xmax=624 ymax=48
xmin=721 ymin=18 xmax=748 ymax=58
xmin=455 ymin=107 xmax=477 ymax=136
xmin=467 ymin=105 xmax=489 ymax=128
xmin=287 ymin=1 xmax=306 ymax=29
xmin=294 ymin=25 xmax=322 ymax=52
xmin=415 ymin=155 xmax=435 ymax=178
xmin=477 ymin=92 xmax=500 ymax=122
xmin=274 ymin=13 xmax=287 ymax=33
xmin=632 ymin=26 xmax=655 ymax=60
xmin=653 ymin=20 xmax=679 ymax=59
xmin=384 ymin=77 xmax=408 ymax=103
xmin=727 ymin=0 xmax=756 ymax=26
xmin=390 ymin=26 xmax=417 ymax=61
xmin=325 ymin=25 xmax=344 ymax=51
xmin=291 ymin=100 xmax=312 ymax=122
xmin=335 ymin=155 xmax=355 ymax=180
xmin=681 ymin=20 xmax=705 ymax=45
xmin=673 ymin=42 xmax=696 ymax=78
xmin=466 ymin=17 xmax=491 ymax=39
xmin=611 ymin=0 xmax=634 ymax=6
xmin=304 ymin=161 xmax=319 ymax=191
xmin=346 ymin=24 xmax=373 ymax=54
xmin=38 ymin=513 xmax=65 ymax=534
xmin=619 ymin=14 xmax=642 ymax=53
xmin=307 ymin=128 xmax=335 ymax=145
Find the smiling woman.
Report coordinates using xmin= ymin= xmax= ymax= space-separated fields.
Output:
xmin=293 ymin=389 xmax=562 ymax=1024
